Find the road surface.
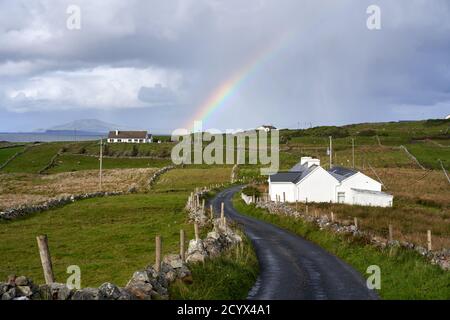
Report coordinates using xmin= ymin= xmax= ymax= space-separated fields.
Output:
xmin=211 ymin=186 xmax=378 ymax=300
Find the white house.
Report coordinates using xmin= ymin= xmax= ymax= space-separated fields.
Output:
xmin=257 ymin=125 xmax=277 ymax=132
xmin=268 ymin=157 xmax=393 ymax=207
xmin=107 ymin=130 xmax=153 ymax=143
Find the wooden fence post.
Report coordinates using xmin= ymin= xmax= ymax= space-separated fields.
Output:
xmin=180 ymin=230 xmax=185 ymax=262
xmin=210 ymin=204 xmax=214 ymax=219
xmin=221 ymin=202 xmax=225 ymax=222
xmin=155 ymin=235 xmax=161 ymax=272
xmin=194 ymin=223 xmax=200 ymax=241
xmin=283 ymin=192 xmax=286 ymax=203
xmin=354 ymin=217 xmax=358 ymax=229
xmin=388 ymin=224 xmax=393 ymax=242
xmin=331 ymin=212 xmax=334 ymax=222
xmin=202 ymin=199 xmax=205 ymax=214
xmin=427 ymin=230 xmax=432 ymax=251
xmin=36 ymin=235 xmax=55 ymax=284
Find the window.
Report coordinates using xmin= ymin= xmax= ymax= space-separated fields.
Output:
xmin=337 ymin=192 xmax=345 ymax=203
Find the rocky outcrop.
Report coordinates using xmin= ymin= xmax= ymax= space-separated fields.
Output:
xmin=0 ymin=191 xmax=124 ymax=221
xmin=255 ymin=200 xmax=450 ymax=271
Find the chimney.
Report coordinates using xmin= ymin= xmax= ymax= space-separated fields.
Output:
xmin=115 ymin=130 xmax=119 ymax=136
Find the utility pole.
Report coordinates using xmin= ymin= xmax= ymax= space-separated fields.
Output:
xmin=352 ymin=138 xmax=355 ymax=168
xmin=329 ymin=136 xmax=333 ymax=169
xmin=99 ymin=138 xmax=103 ymax=191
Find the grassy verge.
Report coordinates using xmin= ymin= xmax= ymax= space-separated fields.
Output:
xmin=233 ymin=195 xmax=450 ymax=299
xmin=169 ymin=236 xmax=259 ymax=300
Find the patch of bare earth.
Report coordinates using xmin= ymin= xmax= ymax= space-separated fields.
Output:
xmin=0 ymin=168 xmax=156 ymax=210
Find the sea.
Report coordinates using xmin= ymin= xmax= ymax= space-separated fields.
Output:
xmin=0 ymin=132 xmax=106 ymax=143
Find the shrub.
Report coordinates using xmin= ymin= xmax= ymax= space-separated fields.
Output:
xmin=357 ymin=129 xmax=377 ymax=136
xmin=242 ymin=186 xmax=261 ymax=197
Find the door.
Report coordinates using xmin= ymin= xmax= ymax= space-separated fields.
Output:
xmin=337 ymin=192 xmax=345 ymax=203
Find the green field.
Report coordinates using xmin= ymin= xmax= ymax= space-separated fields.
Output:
xmin=0 ymin=193 xmax=195 ymax=287
xmin=0 ymin=146 xmax=25 ymax=166
xmin=1 ymin=143 xmax=65 ymax=173
xmin=404 ymin=142 xmax=450 ymax=169
xmin=47 ymin=154 xmax=171 ymax=173
xmin=0 ymin=165 xmax=235 ymax=290
xmin=65 ymin=140 xmax=174 ymax=158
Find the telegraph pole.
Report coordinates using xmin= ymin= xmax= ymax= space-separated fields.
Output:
xmin=99 ymin=138 xmax=103 ymax=191
xmin=352 ymin=138 xmax=355 ymax=168
xmin=329 ymin=136 xmax=333 ymax=169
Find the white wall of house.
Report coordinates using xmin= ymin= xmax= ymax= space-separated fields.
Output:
xmin=107 ymin=138 xmax=151 ymax=143
xmin=269 ymin=181 xmax=296 ymax=202
xmin=335 ymin=172 xmax=382 ymax=205
xmin=296 ymin=167 xmax=338 ymax=203
xmin=340 ymin=172 xmax=381 ymax=191
xmin=351 ymin=189 xmax=393 ymax=207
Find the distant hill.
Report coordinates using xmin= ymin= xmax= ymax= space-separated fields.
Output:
xmin=46 ymin=119 xmax=126 ymax=134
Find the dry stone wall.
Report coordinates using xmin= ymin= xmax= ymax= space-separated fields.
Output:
xmin=254 ymin=200 xmax=450 ymax=271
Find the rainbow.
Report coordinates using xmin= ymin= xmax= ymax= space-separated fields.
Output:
xmin=185 ymin=32 xmax=291 ymax=131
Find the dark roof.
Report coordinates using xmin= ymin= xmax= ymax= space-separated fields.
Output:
xmin=108 ymin=131 xmax=148 ymax=139
xmin=260 ymin=125 xmax=277 ymax=129
xmin=328 ymin=166 xmax=358 ymax=182
xmin=270 ymin=165 xmax=317 ymax=183
xmin=290 ymin=161 xmax=307 ymax=172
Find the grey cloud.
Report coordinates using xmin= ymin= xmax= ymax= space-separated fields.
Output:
xmin=138 ymin=84 xmax=178 ymax=105
xmin=0 ymin=0 xmax=449 ymax=132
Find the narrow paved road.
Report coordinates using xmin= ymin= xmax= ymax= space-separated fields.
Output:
xmin=211 ymin=186 xmax=378 ymax=300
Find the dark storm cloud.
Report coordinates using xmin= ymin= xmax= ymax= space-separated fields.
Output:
xmin=0 ymin=0 xmax=449 ymax=132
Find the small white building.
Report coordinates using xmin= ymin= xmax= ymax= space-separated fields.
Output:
xmin=257 ymin=125 xmax=277 ymax=132
xmin=107 ymin=130 xmax=153 ymax=143
xmin=268 ymin=157 xmax=393 ymax=207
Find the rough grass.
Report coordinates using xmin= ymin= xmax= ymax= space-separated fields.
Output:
xmin=0 ymin=193 xmax=195 ymax=287
xmin=154 ymin=167 xmax=232 ymax=192
xmin=233 ymin=196 xmax=450 ymax=300
xmin=0 ymin=168 xmax=157 ymax=210
xmin=169 ymin=236 xmax=258 ymax=300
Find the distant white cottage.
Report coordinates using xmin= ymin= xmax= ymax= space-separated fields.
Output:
xmin=269 ymin=157 xmax=393 ymax=207
xmin=107 ymin=130 xmax=153 ymax=143
xmin=257 ymin=125 xmax=277 ymax=132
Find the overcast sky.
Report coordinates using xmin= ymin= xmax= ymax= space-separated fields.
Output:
xmin=1 ymin=0 xmax=449 ymax=132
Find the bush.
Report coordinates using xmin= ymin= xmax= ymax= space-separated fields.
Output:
xmin=242 ymin=186 xmax=261 ymax=197
xmin=357 ymin=129 xmax=377 ymax=137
